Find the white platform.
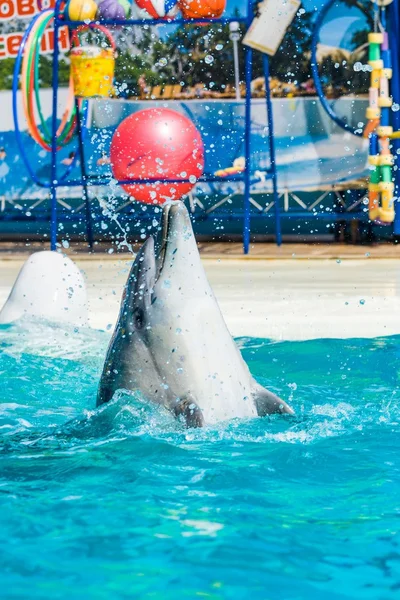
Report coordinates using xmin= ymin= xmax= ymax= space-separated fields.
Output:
xmin=1 ymin=256 xmax=399 ymax=341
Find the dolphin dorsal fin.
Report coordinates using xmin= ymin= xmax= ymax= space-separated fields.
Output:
xmin=251 ymin=380 xmax=294 ymax=416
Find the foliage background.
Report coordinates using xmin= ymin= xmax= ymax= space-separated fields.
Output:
xmin=0 ymin=2 xmax=371 ymax=95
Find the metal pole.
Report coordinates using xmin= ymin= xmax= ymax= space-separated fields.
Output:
xmin=74 ymin=99 xmax=94 ymax=249
xmin=50 ymin=10 xmax=60 ymax=251
xmin=229 ymin=21 xmax=241 ymax=101
xmin=242 ymin=0 xmax=253 ymax=254
xmin=263 ymin=54 xmax=281 ymax=246
xmin=388 ymin=0 xmax=400 ymax=235
xmin=243 ymin=46 xmax=253 ymax=255
xmin=233 ymin=39 xmax=240 ymax=101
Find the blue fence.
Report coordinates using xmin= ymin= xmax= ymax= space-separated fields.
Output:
xmin=0 ymin=92 xmax=368 ymax=201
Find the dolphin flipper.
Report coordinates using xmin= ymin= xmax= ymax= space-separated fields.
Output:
xmin=174 ymin=394 xmax=205 ymax=428
xmin=251 ymin=381 xmax=294 ymax=416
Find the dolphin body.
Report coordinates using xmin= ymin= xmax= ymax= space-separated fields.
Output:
xmin=98 ymin=203 xmax=293 ymax=426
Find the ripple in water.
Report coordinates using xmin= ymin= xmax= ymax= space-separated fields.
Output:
xmin=1 ymin=321 xmax=400 ymax=598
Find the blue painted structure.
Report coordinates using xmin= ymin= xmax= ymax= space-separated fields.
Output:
xmin=311 ymin=0 xmax=400 ymax=235
xmin=388 ymin=0 xmax=400 ymax=235
xmin=13 ymin=0 xmax=281 ymax=252
xmin=13 ymin=0 xmax=394 ymax=250
xmin=310 ymin=0 xmax=372 ymax=138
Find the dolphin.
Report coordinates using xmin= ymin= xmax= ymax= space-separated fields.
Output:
xmin=97 ymin=202 xmax=294 ymax=426
xmin=0 ymin=251 xmax=88 ymax=326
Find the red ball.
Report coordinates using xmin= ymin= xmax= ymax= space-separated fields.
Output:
xmin=110 ymin=108 xmax=204 ymax=204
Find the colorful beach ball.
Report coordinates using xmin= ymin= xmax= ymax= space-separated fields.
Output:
xmin=110 ymin=108 xmax=204 ymax=205
xmin=134 ymin=0 xmax=178 ymax=19
xmin=97 ymin=0 xmax=131 ymax=19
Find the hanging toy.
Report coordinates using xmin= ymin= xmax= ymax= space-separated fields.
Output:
xmin=21 ymin=9 xmax=79 ymax=152
xmin=178 ymin=0 xmax=225 ymax=19
xmin=70 ymin=25 xmax=116 ymax=97
xmin=134 ymin=0 xmax=178 ymax=19
xmin=64 ymin=0 xmax=98 ymax=21
xmin=97 ymin=0 xmax=131 ymax=20
xmin=365 ymin=25 xmax=395 ymax=224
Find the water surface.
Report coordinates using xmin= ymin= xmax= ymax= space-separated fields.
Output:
xmin=1 ymin=322 xmax=399 ymax=599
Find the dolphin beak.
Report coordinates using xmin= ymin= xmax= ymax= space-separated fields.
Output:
xmin=155 ymin=202 xmax=193 ymax=280
xmin=155 ymin=203 xmax=172 ymax=278
xmin=167 ymin=201 xmax=192 ymax=229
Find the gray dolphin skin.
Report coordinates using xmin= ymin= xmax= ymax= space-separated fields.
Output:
xmin=97 ymin=202 xmax=294 ymax=426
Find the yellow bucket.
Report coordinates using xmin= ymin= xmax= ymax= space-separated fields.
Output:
xmin=70 ymin=46 xmax=115 ymax=98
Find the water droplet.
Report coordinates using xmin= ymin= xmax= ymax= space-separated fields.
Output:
xmin=204 ymin=55 xmax=214 ymax=65
xmin=360 ymin=299 xmax=365 ymax=305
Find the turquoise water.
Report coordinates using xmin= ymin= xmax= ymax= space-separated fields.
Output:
xmin=1 ymin=322 xmax=400 ymax=599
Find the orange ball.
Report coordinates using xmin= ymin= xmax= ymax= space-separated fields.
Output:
xmin=178 ymin=0 xmax=225 ymax=19
xmin=110 ymin=108 xmax=204 ymax=205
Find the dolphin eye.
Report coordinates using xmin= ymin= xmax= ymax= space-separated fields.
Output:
xmin=134 ymin=308 xmax=144 ymax=329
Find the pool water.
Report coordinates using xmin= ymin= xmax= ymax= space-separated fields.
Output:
xmin=1 ymin=322 xmax=400 ymax=599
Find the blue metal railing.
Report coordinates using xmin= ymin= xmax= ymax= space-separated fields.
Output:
xmin=12 ymin=0 xmax=281 ymax=252
xmin=311 ymin=0 xmax=400 ymax=235
xmin=13 ymin=0 xmax=382 ymax=248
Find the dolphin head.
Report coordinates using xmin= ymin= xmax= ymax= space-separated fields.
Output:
xmin=0 ymin=251 xmax=88 ymax=326
xmin=154 ymin=201 xmax=205 ymax=297
xmin=122 ymin=201 xmax=205 ymax=328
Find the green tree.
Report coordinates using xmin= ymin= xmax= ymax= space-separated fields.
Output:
xmin=259 ymin=8 xmax=314 ymax=84
xmin=114 ymin=51 xmax=161 ymax=96
xmin=37 ymin=55 xmax=70 ymax=87
xmin=0 ymin=58 xmax=15 ymax=90
xmin=150 ymin=8 xmax=314 ymax=90
xmin=157 ymin=22 xmax=242 ymax=89
xmin=0 ymin=7 xmax=315 ymax=94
